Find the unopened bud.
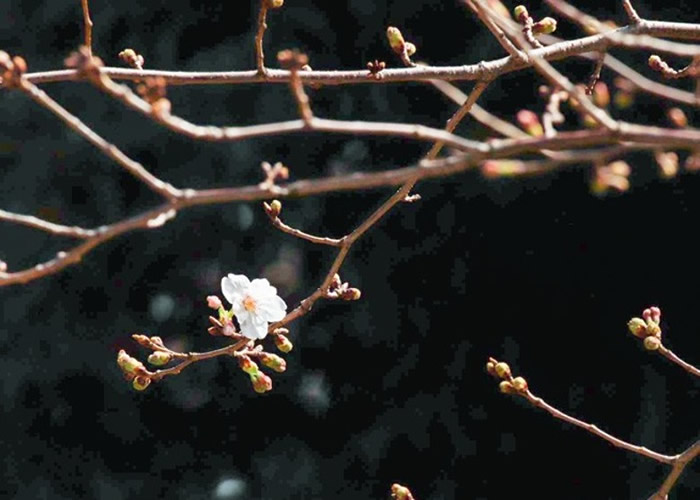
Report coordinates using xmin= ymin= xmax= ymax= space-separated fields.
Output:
xmin=341 ymin=287 xmax=362 ymax=301
xmin=148 ymin=351 xmax=172 ymax=366
xmin=643 ymin=336 xmax=661 ymax=351
xmin=513 ymin=5 xmax=529 ymax=23
xmin=613 ymin=90 xmax=634 ymax=109
xmin=648 ymin=55 xmax=663 ymax=71
xmin=516 ymin=110 xmax=544 ymax=136
xmin=404 ymin=42 xmax=416 ymax=57
xmin=499 ymin=380 xmax=515 ymax=394
xmin=667 ymin=108 xmax=688 ymax=128
xmin=132 ymin=375 xmax=151 ymax=391
xmin=646 ymin=322 xmax=662 ymax=338
xmin=0 ymin=260 xmax=6 ymax=272
xmin=117 ymin=350 xmax=146 ymax=376
xmin=495 ymin=362 xmax=511 ymax=379
xmin=592 ymin=82 xmax=610 ymax=108
xmin=270 ymin=199 xmax=282 ymax=217
xmin=627 ymin=318 xmax=647 ymax=338
xmin=533 ymin=17 xmax=557 ymax=35
xmin=386 ymin=27 xmax=406 ymax=54
xmin=512 ymin=376 xmax=528 ymax=391
xmin=649 ymin=306 xmax=661 ymax=323
xmin=207 ymin=295 xmax=223 ymax=310
xmin=238 ymin=355 xmax=259 ymax=375
xmin=486 ymin=361 xmax=496 ymax=375
xmin=274 ymin=334 xmax=294 ymax=353
xmin=266 ymin=0 xmax=284 ymax=8
xmin=655 ymin=151 xmax=679 ymax=178
xmin=261 ymin=353 xmax=287 ymax=373
xmin=391 ymin=483 xmax=415 ymax=500
xmin=250 ymin=371 xmax=273 ymax=393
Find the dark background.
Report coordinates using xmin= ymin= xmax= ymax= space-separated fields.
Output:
xmin=1 ymin=1 xmax=698 ymax=499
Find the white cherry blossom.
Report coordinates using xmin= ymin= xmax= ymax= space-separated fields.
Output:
xmin=221 ymin=273 xmax=287 ymax=340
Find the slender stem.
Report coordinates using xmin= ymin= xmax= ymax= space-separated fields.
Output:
xmin=426 ymin=81 xmax=490 ymax=159
xmin=658 ymin=344 xmax=700 ymax=377
xmin=523 ymin=389 xmax=675 ymax=464
xmin=623 ymin=0 xmax=642 ymax=25
xmin=269 ymin=215 xmax=342 ymax=247
xmin=80 ymin=0 xmax=93 ymax=57
xmin=17 ymin=78 xmax=181 ymax=201
xmin=255 ymin=2 xmax=269 ymax=75
xmin=650 ymin=440 xmax=700 ymax=500
xmin=0 ymin=208 xmax=96 ymax=238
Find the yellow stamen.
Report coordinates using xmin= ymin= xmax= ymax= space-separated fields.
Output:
xmin=243 ymin=295 xmax=257 ymax=312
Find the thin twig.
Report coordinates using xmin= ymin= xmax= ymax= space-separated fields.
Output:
xmin=0 ymin=208 xmax=96 ymax=238
xmin=658 ymin=344 xmax=700 ymax=377
xmin=268 ymin=216 xmax=343 ymax=247
xmin=524 ymin=389 xmax=675 ymax=463
xmin=17 ymin=78 xmax=181 ymax=201
xmin=80 ymin=0 xmax=93 ymax=58
xmin=622 ymin=0 xmax=642 ymax=25
xmin=255 ymin=1 xmax=269 ymax=76
xmin=650 ymin=440 xmax=700 ymax=500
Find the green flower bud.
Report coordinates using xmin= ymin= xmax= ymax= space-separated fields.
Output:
xmin=132 ymin=375 xmax=151 ymax=391
xmin=147 ymin=351 xmax=172 ymax=366
xmin=533 ymin=17 xmax=558 ymax=35
xmin=512 ymin=376 xmax=528 ymax=391
xmin=117 ymin=350 xmax=146 ymax=376
xmin=238 ymin=355 xmax=259 ymax=375
xmin=386 ymin=27 xmax=405 ymax=54
xmin=499 ymin=380 xmax=515 ymax=394
xmin=261 ymin=353 xmax=287 ymax=373
xmin=495 ymin=362 xmax=511 ymax=379
xmin=250 ymin=372 xmax=273 ymax=393
xmin=643 ymin=336 xmax=661 ymax=351
xmin=627 ymin=318 xmax=647 ymax=338
xmin=274 ymin=334 xmax=293 ymax=353
xmin=513 ymin=5 xmax=529 ymax=22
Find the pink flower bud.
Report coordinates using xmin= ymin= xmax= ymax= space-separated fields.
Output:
xmin=207 ymin=295 xmax=223 ymax=310
xmin=250 ymin=372 xmax=273 ymax=393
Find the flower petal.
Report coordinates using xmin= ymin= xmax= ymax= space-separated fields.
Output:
xmin=239 ymin=315 xmax=269 ymax=340
xmin=256 ymin=294 xmax=287 ymax=322
xmin=221 ymin=273 xmax=250 ymax=305
xmin=250 ymin=278 xmax=276 ymax=296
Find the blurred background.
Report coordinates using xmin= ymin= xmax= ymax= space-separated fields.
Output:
xmin=0 ymin=1 xmax=698 ymax=499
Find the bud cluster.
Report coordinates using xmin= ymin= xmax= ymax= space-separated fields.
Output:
xmin=513 ymin=5 xmax=557 ymax=36
xmin=627 ymin=306 xmax=663 ymax=351
xmin=0 ymin=51 xmax=27 ymax=88
xmin=326 ymin=273 xmax=361 ymax=301
xmin=118 ymin=48 xmax=145 ymax=70
xmin=64 ymin=46 xmax=103 ymax=81
xmin=486 ymin=356 xmax=528 ymax=395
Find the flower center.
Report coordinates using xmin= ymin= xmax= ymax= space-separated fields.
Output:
xmin=242 ymin=295 xmax=257 ymax=312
